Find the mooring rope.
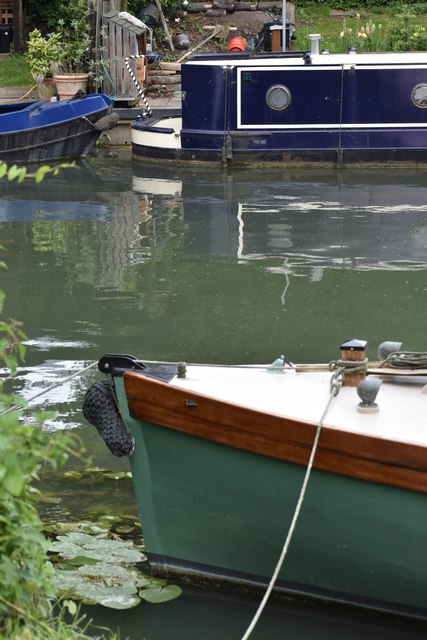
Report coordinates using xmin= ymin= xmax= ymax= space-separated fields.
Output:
xmin=124 ymin=55 xmax=153 ymax=116
xmin=240 ymin=365 xmax=344 ymax=640
xmin=0 ymin=84 xmax=38 ymax=104
xmin=0 ymin=360 xmax=98 ymax=416
xmin=328 ymin=357 xmax=368 ymax=375
xmin=379 ymin=351 xmax=427 ymax=369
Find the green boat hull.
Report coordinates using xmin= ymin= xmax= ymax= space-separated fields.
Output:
xmin=114 ymin=378 xmax=427 ymax=619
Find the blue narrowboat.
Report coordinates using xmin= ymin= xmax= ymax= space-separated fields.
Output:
xmin=132 ymin=45 xmax=427 ymax=165
xmin=0 ymin=93 xmax=118 ymax=164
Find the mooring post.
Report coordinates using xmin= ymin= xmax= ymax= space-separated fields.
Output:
xmin=339 ymin=338 xmax=368 ymax=387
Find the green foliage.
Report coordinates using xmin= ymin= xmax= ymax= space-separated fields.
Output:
xmin=0 ymin=411 xmax=71 ymax=627
xmin=334 ymin=6 xmax=427 ymax=52
xmin=26 ymin=29 xmax=62 ymax=80
xmin=26 ymin=0 xmax=79 ymax=29
xmin=0 ymin=162 xmax=77 ymax=185
xmin=25 ymin=0 xmax=91 ymax=74
xmin=55 ymin=0 xmax=92 ymax=73
xmin=127 ymin=0 xmax=187 ymax=20
xmin=294 ymin=3 xmax=427 ymax=53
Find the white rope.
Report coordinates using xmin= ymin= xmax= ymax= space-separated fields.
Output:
xmin=124 ymin=55 xmax=152 ymax=116
xmin=0 ymin=360 xmax=98 ymax=416
xmin=240 ymin=370 xmax=343 ymax=640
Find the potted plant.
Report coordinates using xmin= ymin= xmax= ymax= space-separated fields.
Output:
xmin=26 ymin=29 xmax=62 ymax=100
xmin=52 ymin=0 xmax=92 ymax=100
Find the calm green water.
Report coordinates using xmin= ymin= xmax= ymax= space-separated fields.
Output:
xmin=1 ymin=154 xmax=427 ymax=638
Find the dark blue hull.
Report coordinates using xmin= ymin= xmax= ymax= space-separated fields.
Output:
xmin=0 ymin=94 xmax=114 ymax=164
xmin=132 ymin=51 xmax=427 ymax=165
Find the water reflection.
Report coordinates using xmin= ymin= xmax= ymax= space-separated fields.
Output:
xmin=1 ymin=158 xmax=426 ymax=392
xmin=89 ymin=588 xmax=427 ymax=640
xmin=1 ymin=158 xmax=427 ymax=637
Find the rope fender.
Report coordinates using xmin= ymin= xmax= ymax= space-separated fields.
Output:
xmin=92 ymin=112 xmax=120 ymax=131
xmin=82 ymin=380 xmax=135 ymax=457
xmin=125 ymin=55 xmax=153 ymax=117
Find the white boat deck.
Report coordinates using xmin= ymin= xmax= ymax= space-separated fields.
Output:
xmin=171 ymin=365 xmax=427 ymax=446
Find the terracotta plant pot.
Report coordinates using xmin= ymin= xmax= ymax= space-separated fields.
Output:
xmin=37 ymin=78 xmax=57 ymax=101
xmin=53 ymin=73 xmax=89 ymax=101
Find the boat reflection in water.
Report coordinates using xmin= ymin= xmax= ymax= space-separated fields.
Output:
xmin=132 ymin=166 xmax=427 ymax=276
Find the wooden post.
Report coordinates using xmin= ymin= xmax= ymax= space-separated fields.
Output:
xmin=153 ymin=0 xmax=175 ymax=52
xmin=11 ymin=0 xmax=23 ymax=53
xmin=270 ymin=25 xmax=281 ymax=52
xmin=339 ymin=339 xmax=368 ymax=387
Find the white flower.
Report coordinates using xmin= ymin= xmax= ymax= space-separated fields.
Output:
xmin=175 ymin=17 xmax=180 ymax=22
xmin=183 ymin=0 xmax=188 ymax=5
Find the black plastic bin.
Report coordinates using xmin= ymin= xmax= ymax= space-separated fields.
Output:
xmin=0 ymin=24 xmax=13 ymax=53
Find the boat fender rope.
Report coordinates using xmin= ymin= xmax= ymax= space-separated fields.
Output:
xmin=81 ymin=112 xmax=119 ymax=131
xmin=92 ymin=112 xmax=120 ymax=131
xmin=82 ymin=380 xmax=135 ymax=457
xmin=124 ymin=55 xmax=153 ymax=117
xmin=240 ymin=370 xmax=343 ymax=640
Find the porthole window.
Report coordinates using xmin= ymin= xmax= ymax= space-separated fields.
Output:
xmin=266 ymin=85 xmax=291 ymax=111
xmin=411 ymin=83 xmax=427 ymax=108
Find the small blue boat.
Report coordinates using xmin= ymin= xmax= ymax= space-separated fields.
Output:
xmin=131 ymin=46 xmax=427 ymax=166
xmin=0 ymin=93 xmax=118 ymax=164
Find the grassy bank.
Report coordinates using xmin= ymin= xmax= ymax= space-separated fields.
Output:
xmin=0 ymin=54 xmax=32 ymax=87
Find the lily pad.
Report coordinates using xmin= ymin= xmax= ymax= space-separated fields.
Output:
xmin=45 ymin=520 xmax=110 ymax=535
xmin=140 ymin=584 xmax=182 ymax=604
xmin=54 ymin=568 xmax=141 ymax=609
xmin=50 ymin=524 xmax=179 ymax=609
xmin=50 ymin=532 xmax=145 ymax=564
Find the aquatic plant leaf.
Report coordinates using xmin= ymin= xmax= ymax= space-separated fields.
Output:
xmin=114 ymin=525 xmax=135 ymax=534
xmin=136 ymin=575 xmax=157 ymax=588
xmin=140 ymin=584 xmax=182 ymax=603
xmin=78 ymin=563 xmax=133 ymax=579
xmin=63 ymin=599 xmax=78 ymax=616
xmin=93 ymin=593 xmax=141 ymax=610
xmin=49 ymin=529 xmax=174 ymax=610
xmin=84 ymin=467 xmax=132 ymax=480
xmin=63 ymin=470 xmax=84 ymax=479
xmin=54 ymin=564 xmax=142 ymax=609
xmin=46 ymin=520 xmax=110 ymax=535
xmin=50 ymin=531 xmax=146 ymax=564
xmin=58 ymin=555 xmax=101 ymax=567
xmin=96 ymin=514 xmax=122 ymax=524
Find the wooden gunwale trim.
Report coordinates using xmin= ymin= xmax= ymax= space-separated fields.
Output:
xmin=123 ymin=372 xmax=427 ymax=494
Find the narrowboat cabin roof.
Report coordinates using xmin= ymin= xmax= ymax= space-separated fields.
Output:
xmin=187 ymin=50 xmax=427 ymax=67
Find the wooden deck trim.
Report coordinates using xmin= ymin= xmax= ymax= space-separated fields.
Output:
xmin=124 ymin=371 xmax=427 ymax=494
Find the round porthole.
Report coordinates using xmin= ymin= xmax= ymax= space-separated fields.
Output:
xmin=266 ymin=84 xmax=291 ymax=111
xmin=411 ymin=83 xmax=427 ymax=108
